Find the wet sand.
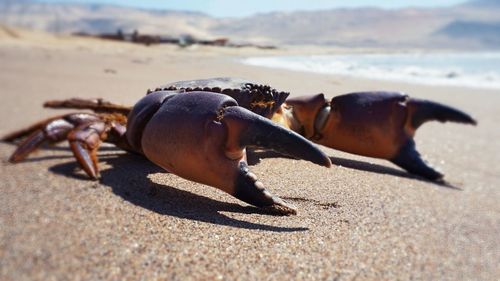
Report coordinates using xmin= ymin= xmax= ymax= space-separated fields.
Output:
xmin=0 ymin=31 xmax=499 ymax=280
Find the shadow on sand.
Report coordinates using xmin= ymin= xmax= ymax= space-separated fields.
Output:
xmin=249 ymin=150 xmax=460 ymax=190
xmin=49 ymin=152 xmax=308 ymax=232
xmin=3 ymin=140 xmax=459 ymax=230
xmin=4 ymin=139 xmax=458 ymax=190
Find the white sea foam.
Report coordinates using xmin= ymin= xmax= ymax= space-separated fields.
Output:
xmin=241 ymin=53 xmax=500 ymax=90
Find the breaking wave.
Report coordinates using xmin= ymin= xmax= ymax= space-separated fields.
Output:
xmin=242 ymin=52 xmax=500 ymax=90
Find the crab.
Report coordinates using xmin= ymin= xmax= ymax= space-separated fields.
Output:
xmin=3 ymin=77 xmax=476 ymax=214
xmin=3 ymin=83 xmax=331 ymax=215
xmin=151 ymin=77 xmax=476 ymax=180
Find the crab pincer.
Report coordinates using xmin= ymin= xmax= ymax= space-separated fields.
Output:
xmin=280 ymin=92 xmax=476 ymax=181
xmin=127 ymin=91 xmax=331 ymax=215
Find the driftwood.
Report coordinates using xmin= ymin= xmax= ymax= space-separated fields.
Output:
xmin=73 ymin=30 xmax=277 ymax=49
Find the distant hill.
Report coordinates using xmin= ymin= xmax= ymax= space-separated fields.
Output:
xmin=0 ymin=2 xmax=215 ymax=38
xmin=212 ymin=8 xmax=456 ymax=47
xmin=1 ymin=0 xmax=500 ymax=50
xmin=436 ymin=20 xmax=500 ymax=48
xmin=465 ymin=0 xmax=500 ymax=7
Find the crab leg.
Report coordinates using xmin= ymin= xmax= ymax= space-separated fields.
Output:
xmin=3 ymin=115 xmax=74 ymax=143
xmin=4 ymin=113 xmax=129 ymax=179
xmin=44 ymin=98 xmax=132 ymax=115
xmin=67 ymin=119 xmax=128 ymax=179
xmin=4 ymin=114 xmax=99 ymax=162
xmin=68 ymin=121 xmax=111 ymax=179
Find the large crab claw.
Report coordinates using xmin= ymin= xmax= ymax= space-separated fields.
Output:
xmin=279 ymin=92 xmax=476 ymax=181
xmin=127 ymin=91 xmax=331 ymax=215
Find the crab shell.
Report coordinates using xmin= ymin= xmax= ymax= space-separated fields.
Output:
xmin=125 ymin=90 xmax=331 ymax=215
xmin=149 ymin=77 xmax=290 ymax=119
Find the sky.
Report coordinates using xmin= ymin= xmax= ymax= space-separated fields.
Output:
xmin=36 ymin=0 xmax=469 ymax=17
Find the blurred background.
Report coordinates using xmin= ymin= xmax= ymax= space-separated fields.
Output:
xmin=1 ymin=0 xmax=499 ymax=48
xmin=1 ymin=0 xmax=500 ymax=89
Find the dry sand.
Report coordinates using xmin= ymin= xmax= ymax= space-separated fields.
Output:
xmin=0 ymin=30 xmax=499 ymax=281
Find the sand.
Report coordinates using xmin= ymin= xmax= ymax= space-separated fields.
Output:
xmin=0 ymin=30 xmax=499 ymax=281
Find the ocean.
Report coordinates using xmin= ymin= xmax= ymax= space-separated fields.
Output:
xmin=242 ymin=52 xmax=500 ymax=90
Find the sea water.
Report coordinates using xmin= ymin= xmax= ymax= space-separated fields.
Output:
xmin=242 ymin=52 xmax=500 ymax=90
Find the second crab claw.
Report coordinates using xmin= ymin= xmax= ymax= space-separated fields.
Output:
xmin=277 ymin=92 xmax=476 ymax=181
xmin=127 ymin=91 xmax=331 ymax=215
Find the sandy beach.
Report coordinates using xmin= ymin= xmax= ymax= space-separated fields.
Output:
xmin=0 ymin=30 xmax=499 ymax=280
